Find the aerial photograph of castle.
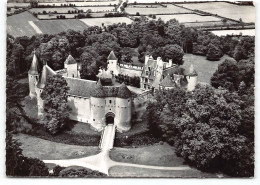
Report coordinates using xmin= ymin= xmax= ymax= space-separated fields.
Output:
xmin=5 ymin=0 xmax=255 ymax=180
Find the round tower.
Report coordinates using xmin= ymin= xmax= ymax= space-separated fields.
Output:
xmin=35 ymin=64 xmax=48 ymax=117
xmin=90 ymin=79 xmax=105 ymax=130
xmin=186 ymin=63 xmax=198 ymax=91
xmin=28 ymin=50 xmax=39 ymax=98
xmin=107 ymin=51 xmax=119 ymax=76
xmin=115 ymin=83 xmax=132 ymax=132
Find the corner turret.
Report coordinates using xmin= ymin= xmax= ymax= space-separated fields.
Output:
xmin=107 ymin=51 xmax=119 ymax=76
xmin=28 ymin=50 xmax=39 ymax=98
xmin=64 ymin=54 xmax=79 ymax=78
xmin=186 ymin=63 xmax=198 ymax=91
xmin=117 ymin=82 xmax=131 ymax=99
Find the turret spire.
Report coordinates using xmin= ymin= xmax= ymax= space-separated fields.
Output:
xmin=28 ymin=50 xmax=39 ymax=75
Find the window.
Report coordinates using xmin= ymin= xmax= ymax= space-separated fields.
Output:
xmin=72 ymin=74 xmax=74 ymax=77
xmin=145 ymin=78 xmax=148 ymax=83
xmin=93 ymin=119 xmax=95 ymax=121
xmin=146 ymin=71 xmax=149 ymax=76
xmin=109 ymin=100 xmax=112 ymax=104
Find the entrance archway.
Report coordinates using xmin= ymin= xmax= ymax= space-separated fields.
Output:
xmin=105 ymin=112 xmax=115 ymax=125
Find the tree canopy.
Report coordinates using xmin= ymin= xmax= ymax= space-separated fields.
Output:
xmin=41 ymin=74 xmax=71 ymax=134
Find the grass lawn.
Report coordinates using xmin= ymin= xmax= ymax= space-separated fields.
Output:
xmin=7 ymin=11 xmax=39 ymax=37
xmin=182 ymin=54 xmax=232 ymax=84
xmin=110 ymin=143 xmax=218 ymax=177
xmin=109 ymin=166 xmax=217 ymax=177
xmin=74 ymin=6 xmax=116 ymax=12
xmin=13 ymin=133 xmax=100 ymax=160
xmin=38 ymin=1 xmax=118 ymax=6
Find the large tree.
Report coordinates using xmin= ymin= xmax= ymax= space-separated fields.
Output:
xmin=161 ymin=44 xmax=184 ymax=65
xmin=211 ymin=58 xmax=240 ymax=91
xmin=41 ymin=74 xmax=71 ymax=134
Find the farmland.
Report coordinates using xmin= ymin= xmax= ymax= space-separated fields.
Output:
xmin=125 ymin=4 xmax=191 ymax=15
xmin=156 ymin=14 xmax=221 ymax=23
xmin=74 ymin=6 xmax=116 ymax=12
xmin=7 ymin=2 xmax=30 ymax=7
xmin=6 ymin=11 xmax=38 ymax=37
xmin=30 ymin=7 xmax=77 ymax=14
xmin=33 ymin=19 xmax=88 ymax=35
xmin=179 ymin=2 xmax=255 ymax=23
xmin=38 ymin=0 xmax=118 ymax=7
xmin=211 ymin=29 xmax=255 ymax=36
xmin=80 ymin=17 xmax=132 ymax=27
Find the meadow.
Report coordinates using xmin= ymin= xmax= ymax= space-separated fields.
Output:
xmin=37 ymin=14 xmax=78 ymax=20
xmin=125 ymin=4 xmax=191 ymax=15
xmin=30 ymin=7 xmax=77 ymax=14
xmin=7 ymin=3 xmax=30 ymax=7
xmin=74 ymin=6 xmax=116 ymax=12
xmin=211 ymin=29 xmax=255 ymax=36
xmin=179 ymin=2 xmax=255 ymax=23
xmin=156 ymin=14 xmax=220 ymax=23
xmin=7 ymin=11 xmax=38 ymax=37
xmin=80 ymin=17 xmax=133 ymax=27
xmin=38 ymin=0 xmax=118 ymax=7
xmin=33 ymin=19 xmax=88 ymax=35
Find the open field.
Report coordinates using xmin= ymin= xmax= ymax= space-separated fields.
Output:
xmin=30 ymin=7 xmax=77 ymax=14
xmin=33 ymin=19 xmax=88 ymax=34
xmin=37 ymin=13 xmax=78 ymax=19
xmin=211 ymin=29 xmax=255 ymax=36
xmin=183 ymin=54 xmax=232 ymax=84
xmin=74 ymin=6 xmax=116 ymax=12
xmin=156 ymin=14 xmax=221 ymax=23
xmin=38 ymin=1 xmax=118 ymax=7
xmin=80 ymin=17 xmax=133 ymax=27
xmin=179 ymin=2 xmax=255 ymax=23
xmin=7 ymin=11 xmax=38 ymax=37
xmin=125 ymin=4 xmax=191 ymax=15
xmin=7 ymin=3 xmax=30 ymax=7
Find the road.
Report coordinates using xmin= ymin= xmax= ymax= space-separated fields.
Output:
xmin=43 ymin=124 xmax=190 ymax=176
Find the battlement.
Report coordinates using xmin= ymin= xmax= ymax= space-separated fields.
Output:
xmin=119 ymin=63 xmax=143 ymax=71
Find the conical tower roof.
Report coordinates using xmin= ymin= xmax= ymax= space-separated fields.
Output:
xmin=37 ymin=64 xmax=48 ymax=89
xmin=117 ymin=82 xmax=131 ymax=99
xmin=64 ymin=54 xmax=77 ymax=64
xmin=91 ymin=79 xmax=105 ymax=98
xmin=188 ymin=63 xmax=198 ymax=76
xmin=160 ymin=74 xmax=176 ymax=87
xmin=107 ymin=51 xmax=117 ymax=60
xmin=28 ymin=50 xmax=39 ymax=75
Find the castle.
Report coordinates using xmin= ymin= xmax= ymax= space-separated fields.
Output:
xmin=28 ymin=50 xmax=198 ymax=132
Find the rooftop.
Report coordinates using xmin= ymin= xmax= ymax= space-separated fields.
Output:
xmin=64 ymin=54 xmax=77 ymax=65
xmin=107 ymin=50 xmax=117 ymax=60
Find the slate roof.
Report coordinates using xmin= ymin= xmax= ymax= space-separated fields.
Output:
xmin=65 ymin=77 xmax=96 ymax=97
xmin=64 ymin=55 xmax=77 ymax=64
xmin=107 ymin=51 xmax=117 ymax=60
xmin=28 ymin=52 xmax=39 ymax=75
xmin=91 ymin=79 xmax=105 ymax=97
xmin=37 ymin=65 xmax=56 ymax=89
xmin=117 ymin=83 xmax=132 ymax=99
xmin=160 ymin=74 xmax=176 ymax=87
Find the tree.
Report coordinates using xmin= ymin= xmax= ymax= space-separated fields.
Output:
xmin=6 ymin=134 xmax=49 ymax=176
xmin=211 ymin=58 xmax=240 ymax=91
xmin=41 ymin=74 xmax=71 ymax=134
xmin=206 ymin=43 xmax=222 ymax=61
xmin=161 ymin=44 xmax=184 ymax=65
